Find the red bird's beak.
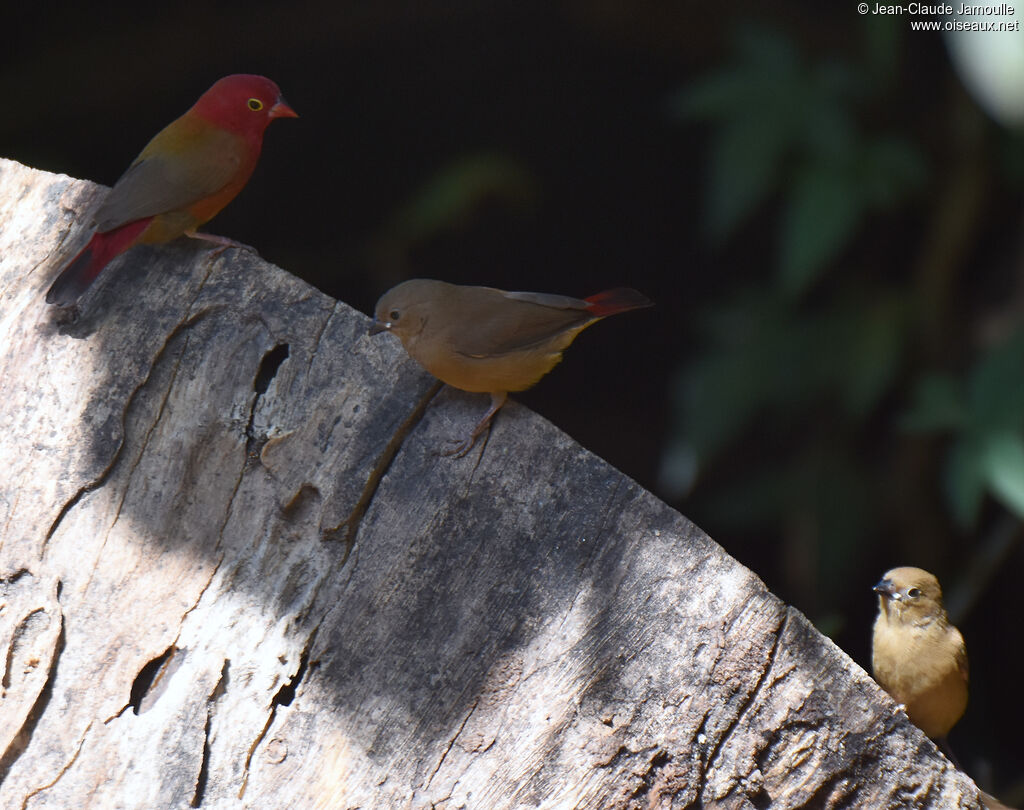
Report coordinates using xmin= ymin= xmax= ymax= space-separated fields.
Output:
xmin=269 ymin=98 xmax=299 ymax=119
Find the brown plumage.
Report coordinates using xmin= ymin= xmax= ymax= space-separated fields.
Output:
xmin=370 ymin=279 xmax=651 ymax=456
xmin=871 ymin=567 xmax=968 ymax=741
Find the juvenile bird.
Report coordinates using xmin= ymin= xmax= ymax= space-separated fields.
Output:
xmin=370 ymin=279 xmax=652 ymax=456
xmin=871 ymin=567 xmax=968 ymax=742
xmin=45 ymin=74 xmax=298 ymax=308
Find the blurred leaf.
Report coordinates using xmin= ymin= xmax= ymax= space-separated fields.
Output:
xmin=679 ymin=70 xmax=767 ymax=120
xmin=945 ymin=436 xmax=987 ymax=527
xmin=681 ymin=332 xmax=771 ymax=460
xmin=676 ymin=21 xmax=923 ymax=292
xmin=837 ymin=292 xmax=907 ymax=416
xmin=967 ymin=327 xmax=1024 ymax=430
xmin=699 ymin=457 xmax=803 ymax=529
xmin=902 ymin=374 xmax=967 ymax=432
xmin=780 ymin=163 xmax=864 ymax=295
xmin=383 ymin=153 xmax=540 ymax=245
xmin=656 ymin=433 xmax=698 ymax=501
xmin=678 ymin=28 xmax=804 ymax=239
xmin=679 ymin=285 xmax=907 ymax=466
xmin=858 ymin=136 xmax=928 ymax=208
xmin=905 ymin=329 xmax=1024 ymax=527
xmin=998 ymin=127 xmax=1024 ymax=189
xmin=732 ymin=23 xmax=802 ymax=74
xmin=860 ymin=15 xmax=902 ymax=85
xmin=704 ymin=119 xmax=788 ymax=239
xmin=982 ymin=430 xmax=1024 ymax=520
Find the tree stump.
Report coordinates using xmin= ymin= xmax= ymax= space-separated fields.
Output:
xmin=0 ymin=158 xmax=983 ymax=808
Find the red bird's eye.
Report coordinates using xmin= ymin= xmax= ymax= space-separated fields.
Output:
xmin=247 ymin=98 xmax=264 ymax=111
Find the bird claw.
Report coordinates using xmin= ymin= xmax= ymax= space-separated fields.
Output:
xmin=440 ymin=436 xmax=476 ymax=458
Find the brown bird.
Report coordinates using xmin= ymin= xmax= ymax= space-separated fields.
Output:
xmin=871 ymin=567 xmax=968 ymax=742
xmin=369 ymin=279 xmax=652 ymax=456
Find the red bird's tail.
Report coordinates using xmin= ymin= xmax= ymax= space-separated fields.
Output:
xmin=45 ymin=218 xmax=151 ymax=307
xmin=583 ymin=288 xmax=653 ymax=317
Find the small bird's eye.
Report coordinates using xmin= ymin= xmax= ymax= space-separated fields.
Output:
xmin=247 ymin=98 xmax=264 ymax=111
xmin=389 ymin=309 xmax=401 ymax=321
xmin=907 ymin=587 xmax=921 ymax=598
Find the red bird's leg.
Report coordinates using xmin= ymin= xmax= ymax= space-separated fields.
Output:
xmin=444 ymin=391 xmax=508 ymax=458
xmin=185 ymin=230 xmax=257 ymax=256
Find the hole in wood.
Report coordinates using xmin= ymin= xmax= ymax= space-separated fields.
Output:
xmin=129 ymin=645 xmax=183 ymax=715
xmin=272 ymin=649 xmax=308 ymax=708
xmin=254 ymin=344 xmax=290 ymax=395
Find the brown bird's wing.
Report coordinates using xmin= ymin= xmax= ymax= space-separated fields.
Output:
xmin=94 ymin=123 xmax=244 ymax=232
xmin=953 ymin=627 xmax=969 ymax=683
xmin=502 ymin=290 xmax=591 ymax=310
xmin=448 ymin=288 xmax=594 ymax=358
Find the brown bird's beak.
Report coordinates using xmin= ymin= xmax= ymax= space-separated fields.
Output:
xmin=873 ymin=578 xmax=899 ymax=600
xmin=269 ymin=98 xmax=299 ymax=119
xmin=368 ymin=319 xmax=389 ymax=336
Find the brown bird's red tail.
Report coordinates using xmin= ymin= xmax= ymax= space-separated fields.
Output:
xmin=45 ymin=218 xmax=151 ymax=307
xmin=583 ymin=288 xmax=653 ymax=317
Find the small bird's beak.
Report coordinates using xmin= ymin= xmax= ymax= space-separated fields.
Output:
xmin=369 ymin=319 xmax=389 ymax=336
xmin=873 ymin=578 xmax=899 ymax=600
xmin=269 ymin=98 xmax=299 ymax=119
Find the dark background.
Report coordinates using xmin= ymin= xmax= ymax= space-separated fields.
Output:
xmin=5 ymin=1 xmax=1022 ymax=797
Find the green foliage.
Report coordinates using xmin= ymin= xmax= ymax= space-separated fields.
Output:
xmin=661 ymin=20 xmax=995 ymax=623
xmin=675 ymin=24 xmax=925 ymax=295
xmin=678 ymin=284 xmax=907 ymax=468
xmin=905 ymin=329 xmax=1024 ymax=525
xmin=380 ymin=153 xmax=540 ymax=246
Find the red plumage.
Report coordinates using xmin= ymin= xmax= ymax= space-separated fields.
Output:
xmin=583 ymin=288 xmax=653 ymax=317
xmin=46 ymin=74 xmax=297 ymax=308
xmin=45 ymin=219 xmax=152 ymax=307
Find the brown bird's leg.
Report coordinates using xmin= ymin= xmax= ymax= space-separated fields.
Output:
xmin=444 ymin=391 xmax=508 ymax=458
xmin=185 ymin=230 xmax=257 ymax=256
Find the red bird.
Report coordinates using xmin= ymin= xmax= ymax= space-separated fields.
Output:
xmin=46 ymin=74 xmax=298 ymax=307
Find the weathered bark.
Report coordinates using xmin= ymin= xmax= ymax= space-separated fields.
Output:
xmin=0 ymin=157 xmax=982 ymax=809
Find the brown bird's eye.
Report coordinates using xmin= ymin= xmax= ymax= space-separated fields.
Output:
xmin=907 ymin=587 xmax=922 ymax=598
xmin=247 ymin=98 xmax=264 ymax=111
xmin=389 ymin=309 xmax=401 ymax=321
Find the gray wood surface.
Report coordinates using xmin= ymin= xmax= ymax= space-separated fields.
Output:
xmin=0 ymin=158 xmax=983 ymax=808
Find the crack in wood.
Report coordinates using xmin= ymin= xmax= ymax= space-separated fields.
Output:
xmin=2 ymin=609 xmax=46 ymax=692
xmin=0 ymin=568 xmax=31 ymax=586
xmin=44 ymin=310 xmax=212 ymax=547
xmin=190 ymin=659 xmax=229 ymax=808
xmin=0 ymin=611 xmax=65 ymax=787
xmin=627 ymin=749 xmax=672 ymax=801
xmin=322 ymin=379 xmax=444 ymax=554
xmin=305 ymin=304 xmax=338 ymax=376
xmin=237 ymin=641 xmax=313 ymax=799
xmin=17 ymin=720 xmax=91 ymax=810
xmin=698 ymin=608 xmax=790 ymax=803
xmin=177 ymin=554 xmax=225 ymax=629
xmin=425 ymin=699 xmax=479 ymax=790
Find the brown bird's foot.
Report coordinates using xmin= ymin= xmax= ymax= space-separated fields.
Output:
xmin=443 ymin=434 xmax=483 ymax=459
xmin=186 ymin=231 xmax=258 ymax=257
xmin=441 ymin=392 xmax=507 ymax=459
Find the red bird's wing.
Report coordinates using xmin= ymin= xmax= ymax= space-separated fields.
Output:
xmin=93 ymin=122 xmax=246 ymax=232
